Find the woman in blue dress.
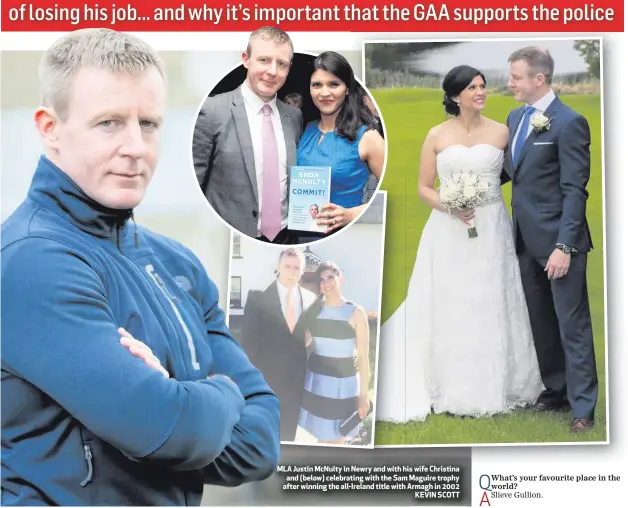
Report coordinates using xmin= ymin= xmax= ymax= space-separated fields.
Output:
xmin=296 ymin=52 xmax=385 ymax=242
xmin=298 ymin=261 xmax=371 ymax=444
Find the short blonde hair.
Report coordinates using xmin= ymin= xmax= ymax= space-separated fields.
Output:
xmin=39 ymin=28 xmax=165 ymax=120
xmin=246 ymin=26 xmax=293 ymax=59
xmin=508 ymin=46 xmax=554 ymax=85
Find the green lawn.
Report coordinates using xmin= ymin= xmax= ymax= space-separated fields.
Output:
xmin=372 ymin=89 xmax=607 ymax=445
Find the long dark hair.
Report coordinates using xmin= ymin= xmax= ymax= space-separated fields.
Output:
xmin=311 ymin=52 xmax=377 ymax=142
xmin=442 ymin=65 xmax=486 ymax=116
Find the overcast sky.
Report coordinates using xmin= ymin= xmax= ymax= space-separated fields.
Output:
xmin=410 ymin=38 xmax=593 ymax=76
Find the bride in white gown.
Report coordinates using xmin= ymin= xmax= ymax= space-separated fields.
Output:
xmin=376 ymin=66 xmax=544 ymax=424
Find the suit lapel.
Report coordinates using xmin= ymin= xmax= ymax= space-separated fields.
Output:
xmin=266 ymin=281 xmax=292 ymax=335
xmin=293 ymin=286 xmax=311 ymax=331
xmin=278 ymin=100 xmax=297 ymax=199
xmin=514 ymin=123 xmax=539 ymax=171
xmin=277 ymin=101 xmax=297 ymax=167
xmin=515 ymin=96 xmax=562 ymax=172
xmin=232 ymin=89 xmax=259 ymax=207
xmin=541 ymin=96 xmax=561 ymax=125
xmin=509 ymin=106 xmax=524 ymax=174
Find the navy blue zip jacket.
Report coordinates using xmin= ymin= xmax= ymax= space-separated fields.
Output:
xmin=1 ymin=156 xmax=280 ymax=505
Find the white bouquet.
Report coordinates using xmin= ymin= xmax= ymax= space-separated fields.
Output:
xmin=438 ymin=171 xmax=492 ymax=238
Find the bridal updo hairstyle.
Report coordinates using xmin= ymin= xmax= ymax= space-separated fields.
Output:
xmin=312 ymin=51 xmax=377 ymax=142
xmin=442 ymin=65 xmax=486 ymax=116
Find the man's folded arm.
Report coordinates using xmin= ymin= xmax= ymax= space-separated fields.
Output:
xmin=1 ymin=238 xmax=244 ymax=471
xmin=194 ymin=271 xmax=280 ymax=487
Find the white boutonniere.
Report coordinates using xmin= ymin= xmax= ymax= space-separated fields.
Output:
xmin=531 ymin=112 xmax=551 ymax=133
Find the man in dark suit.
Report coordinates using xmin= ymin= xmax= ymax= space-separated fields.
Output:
xmin=192 ymin=27 xmax=303 ymax=244
xmin=503 ymin=46 xmax=597 ymax=433
xmin=239 ymin=248 xmax=317 ymax=441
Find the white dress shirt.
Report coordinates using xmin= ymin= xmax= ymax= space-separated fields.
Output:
xmin=240 ymin=84 xmax=289 ymax=236
xmin=511 ymin=88 xmax=556 ymax=160
xmin=276 ymin=280 xmax=303 ymax=323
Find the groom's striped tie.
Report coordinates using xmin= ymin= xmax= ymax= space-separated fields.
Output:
xmin=513 ymin=106 xmax=535 ymax=165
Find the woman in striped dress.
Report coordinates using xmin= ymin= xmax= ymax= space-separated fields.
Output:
xmin=298 ymin=261 xmax=371 ymax=444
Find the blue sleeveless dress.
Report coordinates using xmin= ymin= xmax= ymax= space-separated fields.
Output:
xmin=296 ymin=122 xmax=370 ymax=209
xmin=299 ymin=301 xmax=360 ymax=440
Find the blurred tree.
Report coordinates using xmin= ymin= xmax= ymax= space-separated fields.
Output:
xmin=365 ymin=42 xmax=463 ymax=88
xmin=365 ymin=42 xmax=462 ymax=74
xmin=573 ymin=40 xmax=600 ymax=79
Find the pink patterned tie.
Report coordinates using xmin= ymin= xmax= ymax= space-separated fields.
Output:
xmin=261 ymin=104 xmax=281 ymax=241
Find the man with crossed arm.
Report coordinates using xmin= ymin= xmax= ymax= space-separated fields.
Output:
xmin=1 ymin=28 xmax=279 ymax=506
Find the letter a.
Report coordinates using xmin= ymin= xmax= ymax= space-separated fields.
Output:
xmin=479 ymin=492 xmax=491 ymax=506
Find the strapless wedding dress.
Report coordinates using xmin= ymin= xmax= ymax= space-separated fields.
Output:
xmin=376 ymin=144 xmax=544 ymax=423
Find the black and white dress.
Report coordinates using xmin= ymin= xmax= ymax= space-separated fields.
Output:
xmin=299 ymin=300 xmax=360 ymax=440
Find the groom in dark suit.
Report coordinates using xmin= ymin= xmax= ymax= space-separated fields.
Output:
xmin=239 ymin=248 xmax=317 ymax=441
xmin=503 ymin=46 xmax=597 ymax=433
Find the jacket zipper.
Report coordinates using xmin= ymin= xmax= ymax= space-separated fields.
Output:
xmin=113 ymin=212 xmax=138 ymax=251
xmin=115 ymin=218 xmax=200 ymax=375
xmin=115 ymin=221 xmax=122 ymax=250
xmin=123 ymin=260 xmax=193 ymax=377
xmin=145 ymin=264 xmax=201 ymax=372
xmin=80 ymin=443 xmax=94 ymax=487
xmin=130 ymin=212 xmax=139 ymax=248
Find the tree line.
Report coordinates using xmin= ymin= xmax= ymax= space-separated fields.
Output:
xmin=365 ymin=40 xmax=601 ymax=91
